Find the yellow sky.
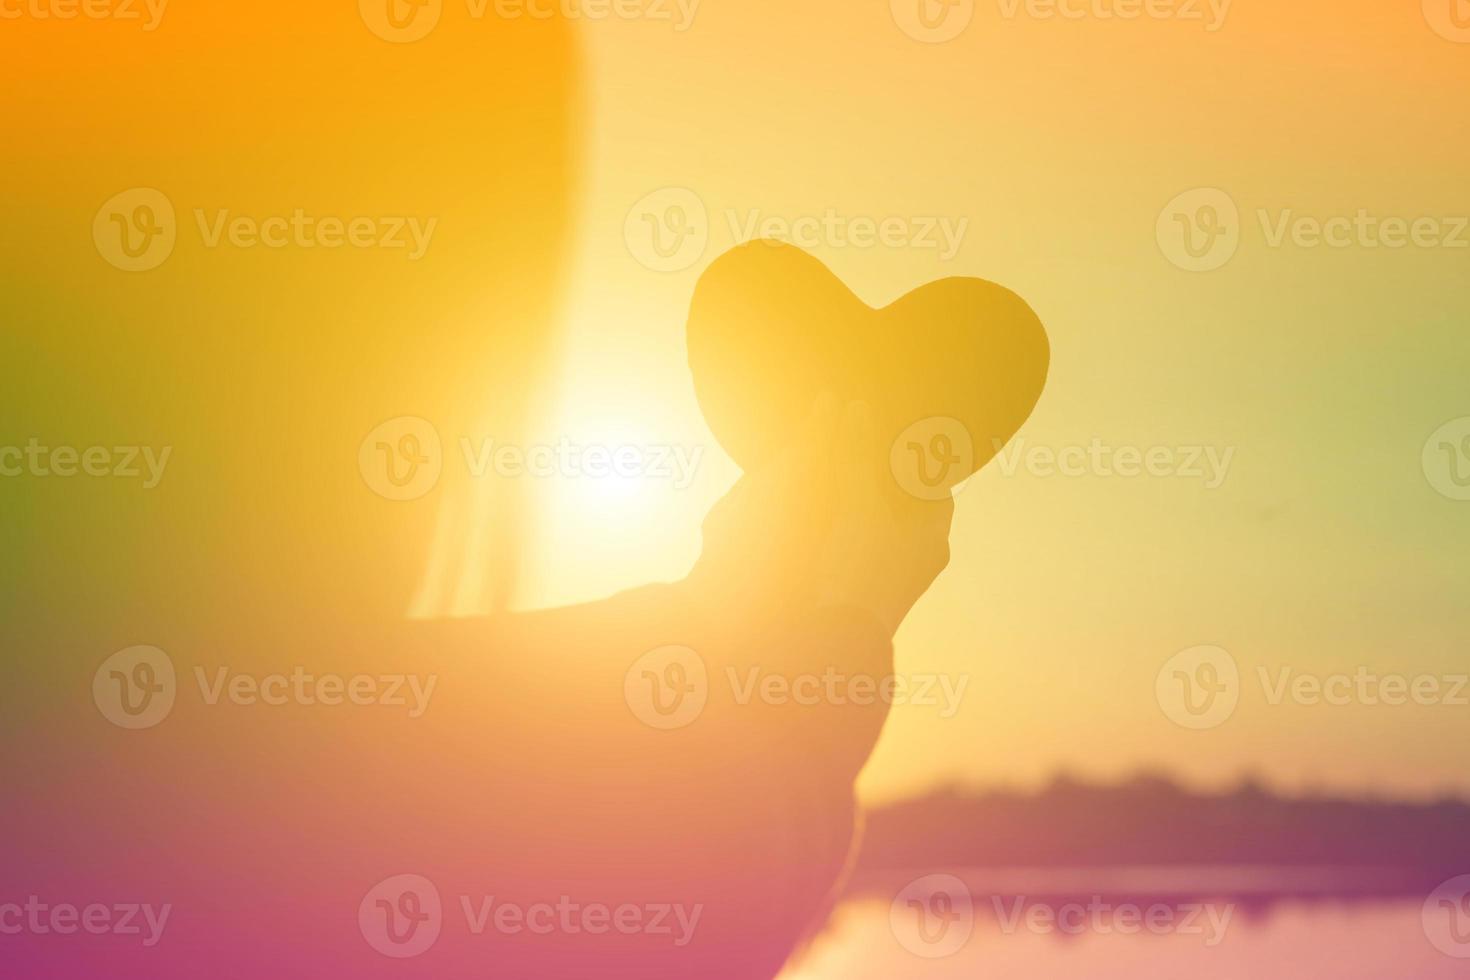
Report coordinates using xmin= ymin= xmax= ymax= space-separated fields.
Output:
xmin=512 ymin=0 xmax=1470 ymax=804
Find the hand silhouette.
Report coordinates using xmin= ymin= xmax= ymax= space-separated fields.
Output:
xmin=692 ymin=392 xmax=954 ymax=636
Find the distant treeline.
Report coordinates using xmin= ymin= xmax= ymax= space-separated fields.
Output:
xmin=857 ymin=775 xmax=1470 ymax=873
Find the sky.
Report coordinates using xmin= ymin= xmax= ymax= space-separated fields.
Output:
xmin=513 ymin=0 xmax=1470 ymax=804
xmin=3 ymin=0 xmax=1466 ymax=810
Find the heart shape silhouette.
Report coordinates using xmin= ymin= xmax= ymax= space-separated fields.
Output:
xmin=687 ymin=240 xmax=1049 ymax=495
